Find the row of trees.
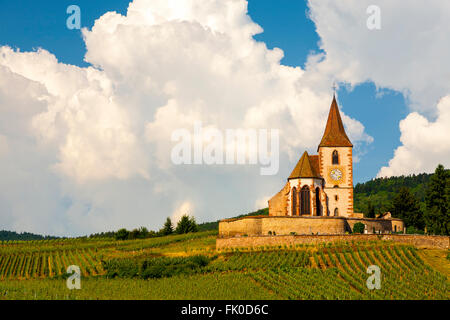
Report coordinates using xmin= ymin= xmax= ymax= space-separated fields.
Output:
xmin=389 ymin=164 xmax=449 ymax=235
xmin=114 ymin=215 xmax=199 ymax=240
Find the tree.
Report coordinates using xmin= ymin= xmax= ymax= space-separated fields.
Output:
xmin=137 ymin=227 xmax=149 ymax=238
xmin=129 ymin=228 xmax=140 ymax=240
xmin=424 ymin=164 xmax=449 ymax=235
xmin=161 ymin=218 xmax=174 ymax=236
xmin=115 ymin=228 xmax=129 ymax=240
xmin=175 ymin=215 xmax=198 ymax=234
xmin=353 ymin=222 xmax=365 ymax=234
xmin=366 ymin=200 xmax=376 ymax=218
xmin=391 ymin=187 xmax=424 ymax=231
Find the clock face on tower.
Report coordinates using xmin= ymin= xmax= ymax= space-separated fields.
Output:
xmin=330 ymin=168 xmax=343 ymax=182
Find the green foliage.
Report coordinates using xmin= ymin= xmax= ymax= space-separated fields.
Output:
xmin=175 ymin=215 xmax=198 ymax=234
xmin=0 ymin=240 xmax=448 ymax=300
xmin=424 ymin=164 xmax=449 ymax=235
xmin=391 ymin=187 xmax=424 ymax=230
xmin=0 ymin=230 xmax=58 ymax=241
xmin=352 ymin=222 xmax=365 ymax=234
xmin=103 ymin=255 xmax=212 ymax=279
xmin=406 ymin=225 xmax=424 ymax=235
xmin=128 ymin=227 xmax=149 ymax=239
xmin=354 ymin=172 xmax=436 ymax=216
xmin=161 ymin=218 xmax=174 ymax=236
xmin=366 ymin=201 xmax=376 ymax=218
xmin=197 ymin=207 xmax=269 ymax=231
xmin=114 ymin=229 xmax=129 ymax=241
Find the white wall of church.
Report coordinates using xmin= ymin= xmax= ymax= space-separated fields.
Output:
xmin=319 ymin=147 xmax=354 ymax=216
xmin=287 ymin=178 xmax=324 ymax=216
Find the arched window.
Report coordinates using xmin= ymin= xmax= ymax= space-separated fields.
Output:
xmin=315 ymin=187 xmax=321 ymax=216
xmin=332 ymin=150 xmax=339 ymax=165
xmin=334 ymin=208 xmax=339 ymax=216
xmin=300 ymin=186 xmax=310 ymax=215
xmin=291 ymin=187 xmax=297 ymax=216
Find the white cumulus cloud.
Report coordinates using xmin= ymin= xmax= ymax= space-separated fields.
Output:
xmin=0 ymin=0 xmax=375 ymax=236
xmin=307 ymin=0 xmax=450 ymax=176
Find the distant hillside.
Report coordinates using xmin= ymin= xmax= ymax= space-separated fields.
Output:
xmin=353 ymin=172 xmax=441 ymax=217
xmin=198 ymin=208 xmax=269 ymax=231
xmin=0 ymin=230 xmax=58 ymax=241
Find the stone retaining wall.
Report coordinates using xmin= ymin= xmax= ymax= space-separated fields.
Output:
xmin=219 ymin=215 xmax=404 ymax=237
xmin=216 ymin=234 xmax=449 ymax=250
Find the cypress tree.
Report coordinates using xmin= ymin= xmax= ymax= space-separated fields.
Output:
xmin=391 ymin=187 xmax=424 ymax=230
xmin=161 ymin=218 xmax=174 ymax=235
xmin=424 ymin=164 xmax=449 ymax=235
xmin=175 ymin=215 xmax=198 ymax=234
xmin=366 ymin=200 xmax=376 ymax=218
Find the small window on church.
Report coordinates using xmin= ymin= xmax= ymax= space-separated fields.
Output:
xmin=335 ymin=195 xmax=338 ymax=201
xmin=291 ymin=187 xmax=297 ymax=216
xmin=334 ymin=208 xmax=339 ymax=216
xmin=332 ymin=150 xmax=339 ymax=165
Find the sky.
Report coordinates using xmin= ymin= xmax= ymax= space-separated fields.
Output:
xmin=0 ymin=0 xmax=449 ymax=236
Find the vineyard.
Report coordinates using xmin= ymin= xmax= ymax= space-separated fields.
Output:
xmin=0 ymin=231 xmax=448 ymax=299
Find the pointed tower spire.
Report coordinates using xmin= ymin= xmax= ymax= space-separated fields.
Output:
xmin=318 ymin=96 xmax=353 ymax=150
xmin=288 ymin=151 xmax=320 ymax=179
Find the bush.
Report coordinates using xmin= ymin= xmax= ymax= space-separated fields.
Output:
xmin=406 ymin=225 xmax=425 ymax=235
xmin=115 ymin=228 xmax=129 ymax=240
xmin=353 ymin=222 xmax=365 ymax=234
xmin=103 ymin=255 xmax=213 ymax=279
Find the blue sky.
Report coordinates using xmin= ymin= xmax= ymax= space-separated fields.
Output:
xmin=0 ymin=0 xmax=408 ymax=184
xmin=1 ymin=0 xmax=448 ymax=235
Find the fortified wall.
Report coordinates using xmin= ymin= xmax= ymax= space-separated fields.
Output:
xmin=218 ymin=215 xmax=404 ymax=237
xmin=216 ymin=234 xmax=450 ymax=250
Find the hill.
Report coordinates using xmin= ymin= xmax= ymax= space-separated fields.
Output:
xmin=198 ymin=208 xmax=268 ymax=231
xmin=353 ymin=172 xmax=441 ymax=216
xmin=0 ymin=231 xmax=448 ymax=299
xmin=0 ymin=230 xmax=58 ymax=241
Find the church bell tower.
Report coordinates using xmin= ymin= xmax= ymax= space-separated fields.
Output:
xmin=318 ymin=96 xmax=354 ymax=217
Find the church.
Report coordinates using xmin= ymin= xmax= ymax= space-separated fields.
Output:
xmin=219 ymin=96 xmax=404 ymax=237
xmin=269 ymin=95 xmax=356 ymax=218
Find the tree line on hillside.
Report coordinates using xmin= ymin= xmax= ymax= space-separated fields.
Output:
xmin=0 ymin=230 xmax=59 ymax=241
xmin=88 ymin=214 xmax=199 ymax=241
xmin=357 ymin=164 xmax=449 ymax=235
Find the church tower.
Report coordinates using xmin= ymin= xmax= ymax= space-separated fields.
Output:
xmin=318 ymin=96 xmax=354 ymax=217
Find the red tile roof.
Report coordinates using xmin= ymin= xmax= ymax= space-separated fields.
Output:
xmin=289 ymin=151 xmax=321 ymax=179
xmin=318 ymin=95 xmax=353 ymax=149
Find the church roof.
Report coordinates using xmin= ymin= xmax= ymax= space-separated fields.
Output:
xmin=288 ymin=151 xmax=321 ymax=179
xmin=309 ymin=155 xmax=320 ymax=176
xmin=318 ymin=95 xmax=353 ymax=150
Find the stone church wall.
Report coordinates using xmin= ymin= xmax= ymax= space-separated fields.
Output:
xmin=216 ymin=234 xmax=450 ymax=250
xmin=268 ymin=183 xmax=289 ymax=216
xmin=218 ymin=215 xmax=405 ymax=237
